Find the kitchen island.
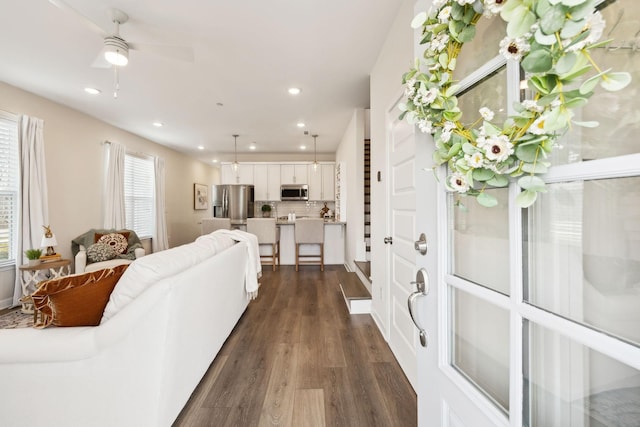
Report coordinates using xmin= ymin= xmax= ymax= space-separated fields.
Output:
xmin=230 ymin=218 xmax=346 ymax=265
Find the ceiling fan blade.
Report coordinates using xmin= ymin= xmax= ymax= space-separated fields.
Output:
xmin=90 ymin=49 xmax=112 ymax=69
xmin=128 ymin=42 xmax=195 ymax=63
xmin=48 ymin=0 xmax=107 ymax=37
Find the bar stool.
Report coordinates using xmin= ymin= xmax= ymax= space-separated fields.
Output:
xmin=247 ymin=218 xmax=280 ymax=271
xmin=201 ymin=218 xmax=231 ymax=235
xmin=294 ymin=218 xmax=324 ymax=271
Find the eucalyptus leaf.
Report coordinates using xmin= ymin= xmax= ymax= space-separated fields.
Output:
xmin=555 ymin=52 xmax=577 ymax=75
xmin=445 ymin=84 xmax=461 ymax=97
xmin=411 ymin=12 xmax=427 ymax=29
xmin=579 ymin=74 xmax=601 ymax=95
xmin=522 ymin=49 xmax=553 ymax=73
xmin=561 ymin=0 xmax=589 ymax=7
xmin=535 ymin=28 xmax=557 ymax=46
xmin=462 ymin=143 xmax=476 ymax=155
xmin=439 ymin=52 xmax=449 ymax=69
xmin=463 ymin=6 xmax=477 ymax=25
xmin=540 ymin=4 xmax=568 ymax=35
xmin=516 ymin=143 xmax=541 ymax=163
xmin=600 ymin=72 xmax=632 ymax=92
xmin=515 ymin=189 xmax=538 ymax=208
xmin=521 ymin=162 xmax=549 ymax=174
xmin=487 ymin=174 xmax=510 ymax=187
xmin=543 ymin=106 xmax=570 ymax=131
xmin=569 ymin=0 xmax=597 ymax=20
xmin=482 ymin=121 xmax=502 ymax=137
xmin=507 ymin=9 xmax=537 ymax=38
xmin=500 ymin=0 xmax=525 ymax=21
xmin=477 ymin=192 xmax=498 ymax=208
xmin=536 ymin=0 xmax=552 ymax=16
xmin=447 ymin=143 xmax=462 ymax=158
xmin=563 ymin=97 xmax=588 ymax=108
xmin=458 ymin=25 xmax=477 ymax=43
xmin=518 ymin=175 xmax=547 ymax=191
xmin=473 ymin=168 xmax=495 ymax=182
xmin=528 ymin=76 xmax=550 ymax=95
xmin=560 ymin=18 xmax=586 ymax=38
xmin=572 ymin=120 xmax=599 ymax=128
xmin=451 ymin=2 xmax=465 ymax=20
xmin=559 ymin=64 xmax=592 ymax=82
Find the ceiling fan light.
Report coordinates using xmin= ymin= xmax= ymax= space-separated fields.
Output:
xmin=104 ymin=36 xmax=129 ymax=66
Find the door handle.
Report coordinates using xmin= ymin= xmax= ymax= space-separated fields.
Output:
xmin=414 ymin=233 xmax=427 ymax=255
xmin=384 ymin=236 xmax=393 ymax=244
xmin=408 ymin=268 xmax=429 ymax=347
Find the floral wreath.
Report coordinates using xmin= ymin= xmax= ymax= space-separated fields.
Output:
xmin=400 ymin=0 xmax=631 ymax=207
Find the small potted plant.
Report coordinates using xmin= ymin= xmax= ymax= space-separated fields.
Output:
xmin=25 ymin=249 xmax=42 ymax=266
xmin=261 ymin=204 xmax=272 ymax=218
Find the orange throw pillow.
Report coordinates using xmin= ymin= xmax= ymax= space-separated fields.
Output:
xmin=31 ymin=264 xmax=129 ymax=328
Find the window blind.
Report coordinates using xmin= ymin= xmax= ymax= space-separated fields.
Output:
xmin=124 ymin=153 xmax=154 ymax=239
xmin=0 ymin=111 xmax=19 ymax=265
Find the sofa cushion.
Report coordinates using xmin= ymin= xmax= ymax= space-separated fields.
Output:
xmin=96 ymin=232 xmax=129 ymax=254
xmin=87 ymin=242 xmax=118 ymax=263
xmin=31 ymin=264 xmax=129 ymax=328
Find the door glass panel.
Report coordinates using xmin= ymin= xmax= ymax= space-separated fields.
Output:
xmin=526 ymin=177 xmax=640 ymax=347
xmin=458 ymin=67 xmax=508 ymax=128
xmin=525 ymin=321 xmax=640 ymax=427
xmin=451 ymin=287 xmax=510 ymax=413
xmin=548 ymin=0 xmax=640 ymax=165
xmin=454 ymin=15 xmax=506 ymax=80
xmin=449 ymin=188 xmax=510 ymax=295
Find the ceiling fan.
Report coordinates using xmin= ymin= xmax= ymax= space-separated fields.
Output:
xmin=48 ymin=0 xmax=194 ymax=69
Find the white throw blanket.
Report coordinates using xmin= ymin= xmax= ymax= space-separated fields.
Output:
xmin=212 ymin=229 xmax=261 ymax=299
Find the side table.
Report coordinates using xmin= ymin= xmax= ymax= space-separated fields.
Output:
xmin=18 ymin=259 xmax=71 ymax=315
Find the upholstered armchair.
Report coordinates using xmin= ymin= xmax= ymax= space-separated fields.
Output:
xmin=71 ymin=229 xmax=145 ymax=273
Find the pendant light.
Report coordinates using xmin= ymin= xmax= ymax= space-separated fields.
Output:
xmin=232 ymin=134 xmax=239 ymax=171
xmin=312 ymin=134 xmax=318 ymax=171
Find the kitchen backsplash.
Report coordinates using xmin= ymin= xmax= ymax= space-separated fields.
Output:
xmin=256 ymin=201 xmax=336 ymax=220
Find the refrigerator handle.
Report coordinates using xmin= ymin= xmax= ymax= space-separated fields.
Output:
xmin=223 ymin=187 xmax=228 ymax=217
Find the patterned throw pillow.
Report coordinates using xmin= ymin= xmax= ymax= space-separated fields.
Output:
xmin=97 ymin=232 xmax=129 ymax=254
xmin=87 ymin=243 xmax=118 ymax=263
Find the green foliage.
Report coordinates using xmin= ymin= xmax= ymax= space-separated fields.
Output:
xmin=24 ymin=248 xmax=42 ymax=260
xmin=401 ymin=0 xmax=631 ymax=208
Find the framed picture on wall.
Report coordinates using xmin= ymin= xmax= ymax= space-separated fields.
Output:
xmin=194 ymin=183 xmax=208 ymax=210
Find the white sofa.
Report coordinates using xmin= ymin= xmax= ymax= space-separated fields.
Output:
xmin=0 ymin=231 xmax=256 ymax=427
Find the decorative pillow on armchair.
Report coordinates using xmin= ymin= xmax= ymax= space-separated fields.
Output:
xmin=95 ymin=232 xmax=130 ymax=254
xmin=31 ymin=264 xmax=129 ymax=328
xmin=86 ymin=243 xmax=118 ymax=263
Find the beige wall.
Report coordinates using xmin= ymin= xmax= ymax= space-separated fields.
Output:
xmin=369 ymin=0 xmax=415 ymax=333
xmin=0 ymin=82 xmax=218 ymax=307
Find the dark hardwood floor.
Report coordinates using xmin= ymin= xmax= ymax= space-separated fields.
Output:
xmin=173 ymin=265 xmax=417 ymax=427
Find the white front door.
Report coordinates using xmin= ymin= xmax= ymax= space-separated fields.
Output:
xmin=411 ymin=0 xmax=640 ymax=426
xmin=386 ymin=95 xmax=419 ymax=389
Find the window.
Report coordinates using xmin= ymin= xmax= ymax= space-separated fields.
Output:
xmin=124 ymin=154 xmax=154 ymax=238
xmin=0 ymin=112 xmax=19 ymax=266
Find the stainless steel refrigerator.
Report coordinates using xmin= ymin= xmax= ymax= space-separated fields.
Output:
xmin=211 ymin=185 xmax=255 ymax=220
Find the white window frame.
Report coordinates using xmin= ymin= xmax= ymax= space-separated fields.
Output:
xmin=0 ymin=111 xmax=19 ymax=268
xmin=124 ymin=153 xmax=154 ymax=239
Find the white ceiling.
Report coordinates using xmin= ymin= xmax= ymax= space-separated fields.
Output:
xmin=1 ymin=0 xmax=403 ymax=164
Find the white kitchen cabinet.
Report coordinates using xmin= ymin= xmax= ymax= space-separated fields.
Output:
xmin=308 ymin=163 xmax=335 ymax=200
xmin=280 ymin=164 xmax=308 ymax=184
xmin=221 ymin=163 xmax=254 ymax=185
xmin=254 ymin=164 xmax=281 ymax=200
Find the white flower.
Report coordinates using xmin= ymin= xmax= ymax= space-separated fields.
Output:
xmin=449 ymin=173 xmax=470 ymax=193
xmin=415 ymin=86 xmax=438 ymax=105
xmin=465 ymin=151 xmax=484 ymax=168
xmin=418 ymin=119 xmax=434 ymax=134
xmin=566 ymin=11 xmax=606 ymax=52
xmin=430 ymin=33 xmax=450 ymax=52
xmin=484 ymin=135 xmax=514 ymax=162
xmin=443 ymin=121 xmax=456 ymax=131
xmin=438 ymin=6 xmax=452 ymax=23
xmin=479 ymin=107 xmax=495 ymax=121
xmin=440 ymin=130 xmax=452 ymax=143
xmin=404 ymin=78 xmax=417 ymax=97
xmin=499 ymin=37 xmax=531 ymax=61
xmin=522 ymin=99 xmax=543 ymax=113
xmin=529 ymin=115 xmax=548 ymax=135
xmin=456 ymin=0 xmax=475 ymax=5
xmin=483 ymin=0 xmax=506 ymax=17
xmin=476 ymin=135 xmax=488 ymax=148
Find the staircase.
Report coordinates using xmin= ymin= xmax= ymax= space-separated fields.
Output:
xmin=338 ymin=266 xmax=371 ymax=314
xmin=364 ymin=139 xmax=371 ymax=261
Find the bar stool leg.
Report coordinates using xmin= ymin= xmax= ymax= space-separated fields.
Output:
xmin=320 ymin=243 xmax=324 ymax=272
xmin=272 ymin=243 xmax=276 ymax=271
xmin=295 ymin=243 xmax=299 ymax=271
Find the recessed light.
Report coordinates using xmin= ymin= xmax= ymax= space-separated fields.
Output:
xmin=300 ymin=145 xmax=307 ymax=150
xmin=249 ymin=143 xmax=257 ymax=151
xmin=288 ymin=87 xmax=301 ymax=95
xmin=84 ymin=87 xmax=101 ymax=95
xmin=153 ymin=121 xmax=164 ymax=127
xmin=297 ymin=122 xmax=305 ymax=128
xmin=197 ymin=145 xmax=205 ymax=150
xmin=212 ymin=159 xmax=218 ymax=163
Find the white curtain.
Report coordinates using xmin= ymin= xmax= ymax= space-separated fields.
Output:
xmin=103 ymin=141 xmax=126 ymax=229
xmin=153 ymin=156 xmax=168 ymax=252
xmin=14 ymin=116 xmax=49 ymax=306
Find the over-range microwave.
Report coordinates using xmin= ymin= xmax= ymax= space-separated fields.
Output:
xmin=280 ymin=184 xmax=309 ymax=201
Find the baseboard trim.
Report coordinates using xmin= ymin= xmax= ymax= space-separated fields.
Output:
xmin=0 ymin=297 xmax=15 ymax=310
